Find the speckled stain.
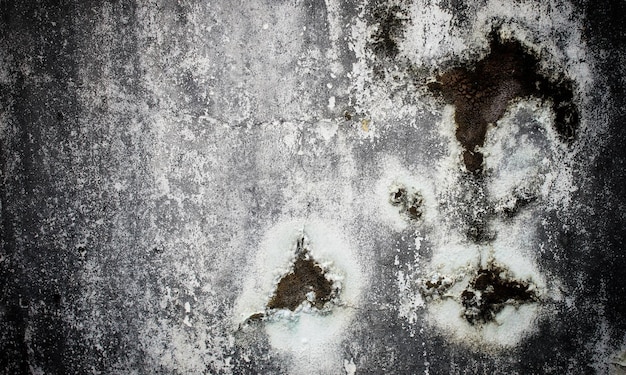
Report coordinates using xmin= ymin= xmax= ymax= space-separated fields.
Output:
xmin=0 ymin=0 xmax=625 ymax=374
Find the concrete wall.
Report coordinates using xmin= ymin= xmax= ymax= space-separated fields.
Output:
xmin=1 ymin=0 xmax=625 ymax=373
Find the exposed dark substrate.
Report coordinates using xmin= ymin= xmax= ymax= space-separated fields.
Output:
xmin=267 ymin=237 xmax=335 ymax=311
xmin=461 ymin=267 xmax=537 ymax=324
xmin=429 ymin=31 xmax=578 ymax=173
xmin=389 ymin=186 xmax=424 ymax=221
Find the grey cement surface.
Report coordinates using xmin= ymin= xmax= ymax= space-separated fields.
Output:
xmin=1 ymin=0 xmax=625 ymax=374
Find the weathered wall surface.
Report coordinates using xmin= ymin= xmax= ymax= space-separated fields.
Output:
xmin=1 ymin=0 xmax=625 ymax=374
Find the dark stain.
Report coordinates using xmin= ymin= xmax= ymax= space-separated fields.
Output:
xmin=428 ymin=31 xmax=578 ymax=173
xmin=0 ymin=0 xmax=12 ymax=26
xmin=418 ymin=275 xmax=454 ymax=300
xmin=425 ymin=280 xmax=441 ymax=288
xmin=243 ymin=312 xmax=265 ymax=325
xmin=267 ymin=237 xmax=334 ymax=311
xmin=344 ymin=111 xmax=352 ymax=121
xmin=439 ymin=0 xmax=471 ymax=25
xmin=461 ymin=267 xmax=536 ymax=324
xmin=407 ymin=195 xmax=423 ymax=220
xmin=390 ymin=187 xmax=424 ymax=221
xmin=466 ymin=218 xmax=490 ymax=243
xmin=502 ymin=195 xmax=537 ymax=218
xmin=390 ymin=187 xmax=407 ymax=205
xmin=369 ymin=4 xmax=410 ymax=59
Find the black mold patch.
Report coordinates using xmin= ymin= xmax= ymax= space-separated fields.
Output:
xmin=369 ymin=4 xmax=410 ymax=59
xmin=266 ymin=237 xmax=335 ymax=311
xmin=439 ymin=0 xmax=472 ymax=26
xmin=428 ymin=31 xmax=579 ymax=173
xmin=461 ymin=267 xmax=537 ymax=325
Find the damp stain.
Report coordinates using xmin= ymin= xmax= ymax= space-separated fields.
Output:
xmin=266 ymin=237 xmax=335 ymax=311
xmin=461 ymin=267 xmax=537 ymax=325
xmin=428 ymin=31 xmax=578 ymax=173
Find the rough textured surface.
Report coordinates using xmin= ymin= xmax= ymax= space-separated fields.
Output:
xmin=1 ymin=0 xmax=625 ymax=374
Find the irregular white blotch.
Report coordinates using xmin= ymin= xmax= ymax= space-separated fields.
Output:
xmin=343 ymin=358 xmax=357 ymax=375
xmin=482 ymin=99 xmax=575 ymax=210
xmin=328 ymin=96 xmax=336 ymax=109
xmin=324 ymin=0 xmax=346 ymax=76
xmin=401 ymin=0 xmax=468 ymax=67
xmin=396 ymin=267 xmax=425 ymax=332
xmin=315 ymin=120 xmax=338 ymax=143
xmin=415 ymin=236 xmax=423 ymax=251
xmin=185 ymin=302 xmax=191 ymax=313
xmin=234 ymin=219 xmax=364 ymax=374
xmin=415 ymin=200 xmax=550 ymax=349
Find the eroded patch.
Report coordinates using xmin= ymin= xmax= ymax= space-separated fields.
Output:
xmin=419 ymin=263 xmax=539 ymax=326
xmin=461 ymin=267 xmax=537 ymax=324
xmin=428 ymin=31 xmax=578 ymax=173
xmin=267 ymin=237 xmax=336 ymax=311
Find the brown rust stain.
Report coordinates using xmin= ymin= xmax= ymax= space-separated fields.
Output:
xmin=429 ymin=32 xmax=578 ymax=173
xmin=267 ymin=238 xmax=334 ymax=311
